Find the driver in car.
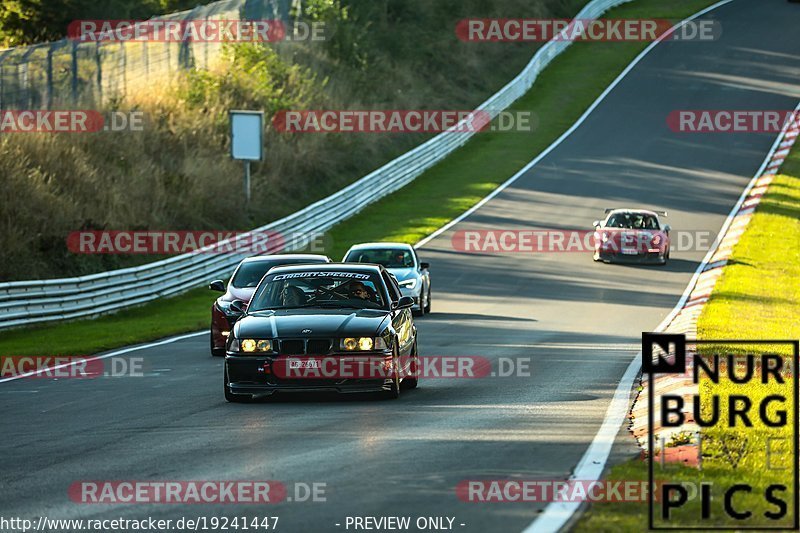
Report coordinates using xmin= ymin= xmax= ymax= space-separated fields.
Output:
xmin=350 ymin=281 xmax=374 ymax=302
xmin=282 ymin=285 xmax=306 ymax=306
xmin=393 ymin=251 xmax=410 ymax=267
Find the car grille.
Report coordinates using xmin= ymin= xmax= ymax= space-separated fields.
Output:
xmin=307 ymin=339 xmax=332 ymax=355
xmin=280 ymin=340 xmax=305 ymax=355
xmin=278 ymin=339 xmax=332 ymax=355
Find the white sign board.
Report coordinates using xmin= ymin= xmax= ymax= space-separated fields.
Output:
xmin=230 ymin=110 xmax=264 ymax=161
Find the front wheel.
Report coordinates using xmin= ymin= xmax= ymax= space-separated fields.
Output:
xmin=403 ymin=342 xmax=419 ymax=390
xmin=412 ymin=296 xmax=425 ymax=317
xmin=382 ymin=349 xmax=401 ymax=399
xmin=423 ymin=287 xmax=431 ymax=314
xmin=211 ymin=333 xmax=225 ymax=357
xmin=224 ymin=365 xmax=251 ymax=403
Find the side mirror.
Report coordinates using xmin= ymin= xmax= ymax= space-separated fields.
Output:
xmin=592 ymin=220 xmax=601 ymax=228
xmin=209 ymin=280 xmax=226 ymax=292
xmin=229 ymin=300 xmax=247 ymax=316
xmin=394 ymin=296 xmax=414 ymax=310
xmin=663 ymin=224 xmax=671 ymax=234
xmin=419 ymin=262 xmax=430 ymax=270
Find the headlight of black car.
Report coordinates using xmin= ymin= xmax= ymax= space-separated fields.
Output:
xmin=229 ymin=338 xmax=273 ymax=353
xmin=339 ymin=337 xmax=388 ymax=351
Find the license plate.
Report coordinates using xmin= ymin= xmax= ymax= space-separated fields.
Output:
xmin=287 ymin=359 xmax=321 ymax=369
xmin=621 ymin=249 xmax=639 ymax=255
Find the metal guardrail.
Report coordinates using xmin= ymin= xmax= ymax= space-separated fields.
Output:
xmin=0 ymin=0 xmax=633 ymax=329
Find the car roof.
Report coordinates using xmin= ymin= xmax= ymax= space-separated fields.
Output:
xmin=346 ymin=242 xmax=414 ymax=251
xmin=606 ymin=209 xmax=660 ymax=217
xmin=266 ymin=262 xmax=385 ymax=274
xmin=240 ymin=254 xmax=330 ymax=264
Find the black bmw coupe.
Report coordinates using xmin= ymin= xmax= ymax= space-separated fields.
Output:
xmin=223 ymin=263 xmax=419 ymax=402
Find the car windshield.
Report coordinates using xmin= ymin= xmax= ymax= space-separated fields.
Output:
xmin=230 ymin=259 xmax=325 ymax=288
xmin=249 ymin=271 xmax=387 ymax=311
xmin=605 ymin=213 xmax=659 ymax=230
xmin=345 ymin=248 xmax=414 ymax=268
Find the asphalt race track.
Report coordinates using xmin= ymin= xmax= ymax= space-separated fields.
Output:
xmin=3 ymin=1 xmax=800 ymax=531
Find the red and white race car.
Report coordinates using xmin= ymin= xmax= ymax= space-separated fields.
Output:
xmin=592 ymin=208 xmax=671 ymax=265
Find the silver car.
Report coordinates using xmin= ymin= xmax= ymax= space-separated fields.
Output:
xmin=343 ymin=242 xmax=431 ymax=316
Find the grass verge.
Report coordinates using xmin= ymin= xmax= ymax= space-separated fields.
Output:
xmin=573 ymin=146 xmax=800 ymax=530
xmin=0 ymin=0 xmax=720 ymax=357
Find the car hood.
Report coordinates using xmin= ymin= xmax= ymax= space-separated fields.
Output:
xmin=234 ymin=308 xmax=391 ymax=339
xmin=387 ymin=267 xmax=418 ymax=282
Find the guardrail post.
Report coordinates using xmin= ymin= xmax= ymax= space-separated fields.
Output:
xmin=0 ymin=61 xmax=4 ymax=110
xmin=17 ymin=62 xmax=28 ymax=108
xmin=204 ymin=17 xmax=209 ymax=70
xmin=71 ymin=40 xmax=78 ymax=105
xmin=96 ymin=42 xmax=102 ymax=106
xmin=120 ymin=41 xmax=126 ymax=98
xmin=46 ymin=47 xmax=53 ymax=109
xmin=143 ymin=41 xmax=149 ymax=76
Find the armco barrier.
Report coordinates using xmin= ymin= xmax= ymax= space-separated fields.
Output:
xmin=0 ymin=0 xmax=634 ymax=330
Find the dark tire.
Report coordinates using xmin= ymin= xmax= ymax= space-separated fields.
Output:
xmin=413 ymin=296 xmax=425 ymax=317
xmin=224 ymin=365 xmax=251 ymax=403
xmin=382 ymin=348 xmax=401 ymax=399
xmin=211 ymin=334 xmax=225 ymax=357
xmin=403 ymin=342 xmax=419 ymax=390
xmin=423 ymin=287 xmax=431 ymax=314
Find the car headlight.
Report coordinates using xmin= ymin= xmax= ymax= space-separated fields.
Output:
xmin=216 ymin=300 xmax=241 ymax=317
xmin=340 ymin=337 xmax=388 ymax=351
xmin=230 ymin=338 xmax=272 ymax=353
xmin=398 ymin=278 xmax=417 ymax=290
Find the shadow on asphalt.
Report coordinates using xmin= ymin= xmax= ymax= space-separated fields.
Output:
xmin=599 ymin=257 xmax=700 ymax=274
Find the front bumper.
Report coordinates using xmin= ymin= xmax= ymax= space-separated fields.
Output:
xmin=225 ymin=352 xmax=396 ymax=397
xmin=596 ymin=249 xmax=665 ymax=264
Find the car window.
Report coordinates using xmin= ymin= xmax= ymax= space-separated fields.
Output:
xmin=230 ymin=258 xmax=326 ymax=288
xmin=606 ymin=213 xmax=659 ymax=230
xmin=231 ymin=262 xmax=276 ymax=288
xmin=249 ymin=271 xmax=388 ymax=310
xmin=345 ymin=248 xmax=415 ymax=268
xmin=382 ymin=271 xmax=402 ymax=302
